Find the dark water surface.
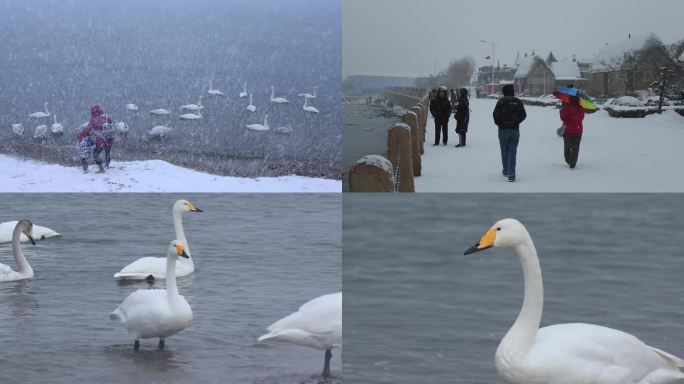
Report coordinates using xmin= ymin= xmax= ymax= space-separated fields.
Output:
xmin=0 ymin=194 xmax=341 ymax=384
xmin=343 ymin=194 xmax=684 ymax=384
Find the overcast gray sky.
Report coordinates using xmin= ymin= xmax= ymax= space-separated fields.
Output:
xmin=343 ymin=0 xmax=684 ymax=77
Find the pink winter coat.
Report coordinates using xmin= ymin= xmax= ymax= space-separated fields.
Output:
xmin=77 ymin=105 xmax=113 ymax=147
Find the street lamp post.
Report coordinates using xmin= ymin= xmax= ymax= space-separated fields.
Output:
xmin=481 ymin=40 xmax=495 ymax=94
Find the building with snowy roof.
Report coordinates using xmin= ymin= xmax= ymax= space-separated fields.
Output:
xmin=584 ymin=33 xmax=678 ymax=97
xmin=511 ymin=55 xmax=585 ymax=96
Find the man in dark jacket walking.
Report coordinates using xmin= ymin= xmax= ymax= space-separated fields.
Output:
xmin=454 ymin=88 xmax=470 ymax=147
xmin=429 ymin=87 xmax=452 ymax=146
xmin=493 ymin=84 xmax=527 ymax=182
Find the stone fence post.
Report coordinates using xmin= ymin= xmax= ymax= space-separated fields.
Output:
xmin=348 ymin=155 xmax=395 ymax=192
xmin=402 ymin=111 xmax=422 ymax=177
xmin=387 ymin=123 xmax=415 ymax=192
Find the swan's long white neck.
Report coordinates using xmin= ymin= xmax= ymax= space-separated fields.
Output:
xmin=264 ymin=115 xmax=269 ymax=127
xmin=243 ymin=82 xmax=247 ymax=92
xmin=249 ymin=94 xmax=253 ymax=104
xmin=313 ymin=87 xmax=317 ymax=97
xmin=304 ymin=98 xmax=308 ymax=108
xmin=172 ymin=209 xmax=192 ymax=260
xmin=501 ymin=232 xmax=543 ymax=355
xmin=44 ymin=103 xmax=50 ymax=114
xmin=165 ymin=250 xmax=181 ymax=304
xmin=12 ymin=225 xmax=33 ymax=276
xmin=271 ymin=87 xmax=275 ymax=99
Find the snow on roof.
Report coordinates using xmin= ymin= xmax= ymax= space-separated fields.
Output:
xmin=590 ymin=33 xmax=661 ymax=72
xmin=514 ymin=55 xmax=544 ymax=79
xmin=551 ymin=61 xmax=583 ymax=80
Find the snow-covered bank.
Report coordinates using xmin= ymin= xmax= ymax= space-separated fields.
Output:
xmin=0 ymin=155 xmax=340 ymax=192
xmin=416 ymin=98 xmax=684 ymax=192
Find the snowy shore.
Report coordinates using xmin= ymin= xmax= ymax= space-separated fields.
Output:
xmin=0 ymin=154 xmax=340 ymax=193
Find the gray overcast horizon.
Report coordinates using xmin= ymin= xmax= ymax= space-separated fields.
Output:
xmin=342 ymin=0 xmax=684 ymax=78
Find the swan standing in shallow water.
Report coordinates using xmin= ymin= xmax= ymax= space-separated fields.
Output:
xmin=148 ymin=125 xmax=172 ymax=139
xmin=12 ymin=124 xmax=24 ymax=136
xmin=270 ymin=86 xmax=289 ymax=104
xmin=207 ymin=81 xmax=224 ymax=96
xmin=246 ymin=93 xmax=256 ymax=112
xmin=33 ymin=124 xmax=48 ymax=142
xmin=111 ymin=240 xmax=193 ymax=350
xmin=51 ymin=115 xmax=64 ymax=137
xmin=0 ymin=220 xmax=36 ymax=283
xmin=240 ymin=81 xmax=248 ymax=98
xmin=29 ymin=102 xmax=50 ymax=118
xmin=115 ymin=200 xmax=202 ymax=281
xmin=258 ymin=292 xmax=342 ymax=378
xmin=0 ymin=221 xmax=61 ymax=243
xmin=303 ymin=97 xmax=319 ymax=114
xmin=298 ymin=86 xmax=318 ymax=99
xmin=464 ymin=218 xmax=684 ymax=384
xmin=246 ymin=115 xmax=269 ymax=131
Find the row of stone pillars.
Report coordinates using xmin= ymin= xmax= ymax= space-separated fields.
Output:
xmin=348 ymin=95 xmax=429 ymax=192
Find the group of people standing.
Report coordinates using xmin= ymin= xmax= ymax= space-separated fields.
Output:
xmin=429 ymin=83 xmax=586 ymax=183
xmin=428 ymin=86 xmax=470 ymax=148
xmin=77 ymin=104 xmax=115 ymax=174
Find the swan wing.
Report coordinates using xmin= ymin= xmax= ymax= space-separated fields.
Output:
xmin=114 ymin=257 xmax=166 ymax=279
xmin=516 ymin=323 xmax=684 ymax=383
xmin=0 ymin=222 xmax=61 ymax=243
xmin=112 ymin=289 xmax=192 ymax=339
xmin=259 ymin=292 xmax=341 ymax=349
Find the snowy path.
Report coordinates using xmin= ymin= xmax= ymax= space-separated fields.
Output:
xmin=0 ymin=155 xmax=340 ymax=193
xmin=415 ymin=98 xmax=684 ymax=192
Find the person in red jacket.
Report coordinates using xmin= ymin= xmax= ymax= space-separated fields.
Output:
xmin=560 ymin=96 xmax=585 ymax=169
xmin=77 ymin=105 xmax=113 ymax=173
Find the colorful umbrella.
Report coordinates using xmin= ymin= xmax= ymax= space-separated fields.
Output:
xmin=553 ymin=88 xmax=599 ymax=111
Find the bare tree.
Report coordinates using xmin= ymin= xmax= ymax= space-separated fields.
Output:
xmin=445 ymin=56 xmax=476 ymax=88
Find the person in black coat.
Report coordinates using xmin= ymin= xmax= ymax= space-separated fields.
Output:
xmin=454 ymin=88 xmax=470 ymax=148
xmin=492 ymin=84 xmax=527 ymax=182
xmin=429 ymin=88 xmax=452 ymax=146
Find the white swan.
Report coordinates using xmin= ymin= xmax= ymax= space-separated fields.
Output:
xmin=115 ymin=122 xmax=129 ymax=135
xmin=149 ymin=107 xmax=171 ymax=115
xmin=114 ymin=200 xmax=202 ymax=281
xmin=179 ymin=109 xmax=202 ymax=120
xmin=148 ymin=125 xmax=172 ymax=139
xmin=258 ymin=292 xmax=342 ymax=378
xmin=247 ymin=93 xmax=256 ymax=112
xmin=29 ymin=102 xmax=50 ymax=118
xmin=303 ymin=97 xmax=320 ymax=114
xmin=208 ymin=81 xmax=224 ymax=96
xmin=464 ymin=219 xmax=684 ymax=384
xmin=181 ymin=96 xmax=204 ymax=111
xmin=110 ymin=240 xmax=193 ymax=350
xmin=0 ymin=221 xmax=61 ymax=243
xmin=240 ymin=81 xmax=248 ymax=98
xmin=246 ymin=115 xmax=269 ymax=131
xmin=274 ymin=124 xmax=293 ymax=134
xmin=0 ymin=220 xmax=35 ymax=283
xmin=51 ymin=115 xmax=64 ymax=136
xmin=298 ymin=86 xmax=318 ymax=99
xmin=270 ymin=86 xmax=289 ymax=104
xmin=12 ymin=124 xmax=24 ymax=136
xmin=33 ymin=124 xmax=48 ymax=141
xmin=126 ymin=103 xmax=139 ymax=111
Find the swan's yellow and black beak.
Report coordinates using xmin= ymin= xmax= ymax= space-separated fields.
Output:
xmin=187 ymin=202 xmax=203 ymax=212
xmin=176 ymin=243 xmax=189 ymax=258
xmin=464 ymin=227 xmax=496 ymax=255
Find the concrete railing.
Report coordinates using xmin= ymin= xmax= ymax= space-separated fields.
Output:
xmin=348 ymin=90 xmax=429 ymax=193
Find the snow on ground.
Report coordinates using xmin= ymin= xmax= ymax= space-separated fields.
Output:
xmin=0 ymin=155 xmax=340 ymax=193
xmin=416 ymin=98 xmax=684 ymax=192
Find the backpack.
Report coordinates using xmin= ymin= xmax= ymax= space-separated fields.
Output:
xmin=102 ymin=122 xmax=115 ymax=141
xmin=500 ymin=98 xmax=521 ymax=127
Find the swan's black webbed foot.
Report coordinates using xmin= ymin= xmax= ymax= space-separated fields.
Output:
xmin=134 ymin=340 xmax=140 ymax=351
xmin=158 ymin=339 xmax=165 ymax=350
xmin=321 ymin=349 xmax=332 ymax=378
xmin=145 ymin=275 xmax=155 ymax=284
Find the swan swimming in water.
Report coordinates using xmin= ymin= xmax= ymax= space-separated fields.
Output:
xmin=29 ymin=102 xmax=50 ymax=118
xmin=246 ymin=93 xmax=256 ymax=112
xmin=126 ymin=103 xmax=139 ymax=111
xmin=246 ymin=115 xmax=269 ymax=131
xmin=208 ymin=81 xmax=224 ymax=96
xmin=464 ymin=218 xmax=684 ymax=384
xmin=110 ymin=240 xmax=193 ymax=350
xmin=240 ymin=81 xmax=248 ymax=98
xmin=298 ymin=86 xmax=318 ymax=99
xmin=0 ymin=220 xmax=36 ymax=283
xmin=258 ymin=292 xmax=342 ymax=378
xmin=181 ymin=96 xmax=204 ymax=111
xmin=303 ymin=97 xmax=319 ymax=114
xmin=0 ymin=221 xmax=61 ymax=243
xmin=179 ymin=109 xmax=202 ymax=120
xmin=274 ymin=124 xmax=292 ymax=134
xmin=270 ymin=86 xmax=289 ymax=104
xmin=114 ymin=200 xmax=202 ymax=281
